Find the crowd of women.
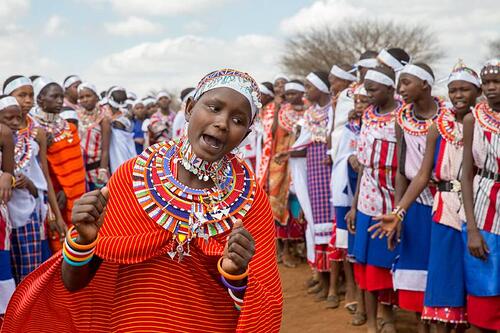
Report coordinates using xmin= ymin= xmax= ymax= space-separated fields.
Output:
xmin=0 ymin=49 xmax=498 ymax=333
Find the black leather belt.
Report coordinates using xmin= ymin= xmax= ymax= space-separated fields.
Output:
xmin=437 ymin=180 xmax=461 ymax=192
xmin=478 ymin=168 xmax=500 ymax=182
xmin=86 ymin=160 xmax=101 ymax=171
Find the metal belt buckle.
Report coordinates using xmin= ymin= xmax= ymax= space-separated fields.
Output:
xmin=450 ymin=179 xmax=461 ymax=192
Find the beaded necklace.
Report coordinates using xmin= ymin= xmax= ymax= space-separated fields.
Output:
xmin=14 ymin=117 xmax=37 ymax=174
xmin=362 ymin=101 xmax=400 ymax=129
xmin=78 ymin=107 xmax=104 ymax=134
xmin=177 ymin=138 xmax=230 ymax=182
xmin=436 ymin=107 xmax=463 ymax=146
xmin=32 ymin=107 xmax=73 ymax=143
xmin=133 ymin=140 xmax=256 ymax=261
xmin=305 ymin=102 xmax=331 ymax=143
xmin=397 ymin=97 xmax=446 ymax=136
xmin=278 ymin=103 xmax=305 ymax=132
xmin=474 ymin=101 xmax=500 ymax=135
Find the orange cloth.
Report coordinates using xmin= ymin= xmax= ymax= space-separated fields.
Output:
xmin=256 ymin=102 xmax=276 ymax=188
xmin=47 ymin=123 xmax=86 ymax=225
xmin=3 ymin=158 xmax=283 ymax=332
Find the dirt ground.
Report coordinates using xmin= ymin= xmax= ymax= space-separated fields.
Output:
xmin=280 ymin=262 xmax=419 ymax=333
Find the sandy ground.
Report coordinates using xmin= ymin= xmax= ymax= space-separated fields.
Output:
xmin=279 ymin=262 xmax=420 ymax=333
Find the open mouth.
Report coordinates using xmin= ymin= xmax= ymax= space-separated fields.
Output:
xmin=201 ymin=134 xmax=224 ymax=151
xmin=453 ymin=100 xmax=467 ymax=109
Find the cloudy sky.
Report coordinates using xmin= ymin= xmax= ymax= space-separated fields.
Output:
xmin=1 ymin=0 xmax=499 ymax=97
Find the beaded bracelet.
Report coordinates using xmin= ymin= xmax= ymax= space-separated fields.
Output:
xmin=62 ymin=226 xmax=98 ymax=267
xmin=391 ymin=206 xmax=407 ymax=222
xmin=217 ymin=257 xmax=249 ymax=281
xmin=221 ymin=275 xmax=247 ymax=292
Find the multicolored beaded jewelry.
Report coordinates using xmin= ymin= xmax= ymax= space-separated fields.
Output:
xmin=14 ymin=117 xmax=37 ymax=174
xmin=362 ymin=103 xmax=399 ymax=129
xmin=278 ymin=103 xmax=305 ymax=132
xmin=397 ymin=97 xmax=446 ymax=136
xmin=133 ymin=140 xmax=256 ymax=261
xmin=78 ymin=107 xmax=104 ymax=134
xmin=33 ymin=108 xmax=73 ymax=143
xmin=177 ymin=138 xmax=230 ymax=182
xmin=436 ymin=107 xmax=463 ymax=146
xmin=474 ymin=101 xmax=500 ymax=135
xmin=304 ymin=102 xmax=331 ymax=143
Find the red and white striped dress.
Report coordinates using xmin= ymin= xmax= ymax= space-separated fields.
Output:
xmin=78 ymin=108 xmax=106 ymax=186
xmin=2 ymin=157 xmax=283 ymax=332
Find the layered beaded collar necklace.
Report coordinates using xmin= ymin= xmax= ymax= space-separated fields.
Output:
xmin=474 ymin=101 xmax=500 ymax=135
xmin=133 ymin=139 xmax=256 ymax=261
xmin=436 ymin=107 xmax=464 ymax=146
xmin=14 ymin=117 xmax=37 ymax=174
xmin=32 ymin=107 xmax=73 ymax=143
xmin=397 ymin=97 xmax=446 ymax=136
xmin=177 ymin=138 xmax=230 ymax=182
xmin=363 ymin=101 xmax=401 ymax=129
xmin=305 ymin=102 xmax=331 ymax=143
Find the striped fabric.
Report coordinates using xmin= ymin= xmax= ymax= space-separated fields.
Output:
xmin=472 ymin=107 xmax=500 ymax=235
xmin=2 ymin=159 xmax=283 ymax=332
xmin=46 ymin=122 xmax=86 ymax=225
xmin=10 ymin=210 xmax=42 ymax=284
xmin=79 ymin=112 xmax=104 ymax=186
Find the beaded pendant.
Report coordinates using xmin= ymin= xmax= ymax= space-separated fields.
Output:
xmin=397 ymin=97 xmax=446 ymax=136
xmin=436 ymin=108 xmax=463 ymax=146
xmin=278 ymin=103 xmax=304 ymax=132
xmin=474 ymin=102 xmax=500 ymax=135
xmin=362 ymin=104 xmax=398 ymax=129
xmin=133 ymin=140 xmax=256 ymax=261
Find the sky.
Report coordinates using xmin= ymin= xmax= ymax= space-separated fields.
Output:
xmin=1 ymin=0 xmax=499 ymax=97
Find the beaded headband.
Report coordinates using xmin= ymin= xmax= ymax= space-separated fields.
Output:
xmin=78 ymin=82 xmax=99 ymax=97
xmin=330 ymin=65 xmax=357 ymax=82
xmin=365 ymin=70 xmax=395 ymax=87
xmin=448 ymin=60 xmax=480 ymax=87
xmin=306 ymin=72 xmax=330 ymax=94
xmin=284 ymin=82 xmax=305 ymax=92
xmin=258 ymin=84 xmax=274 ymax=97
xmin=400 ymin=64 xmax=434 ymax=86
xmin=481 ymin=58 xmax=500 ymax=76
xmin=0 ymin=96 xmax=20 ymax=111
xmin=194 ymin=68 xmax=261 ymax=119
xmin=63 ymin=75 xmax=82 ymax=89
xmin=3 ymin=76 xmax=32 ymax=95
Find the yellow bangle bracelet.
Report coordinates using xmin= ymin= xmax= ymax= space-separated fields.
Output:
xmin=11 ymin=175 xmax=16 ymax=188
xmin=62 ymin=244 xmax=94 ymax=262
xmin=66 ymin=226 xmax=99 ymax=251
xmin=217 ymin=257 xmax=249 ymax=281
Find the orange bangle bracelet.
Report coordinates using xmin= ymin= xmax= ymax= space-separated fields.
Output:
xmin=217 ymin=257 xmax=249 ymax=281
xmin=66 ymin=226 xmax=98 ymax=251
xmin=62 ymin=244 xmax=94 ymax=262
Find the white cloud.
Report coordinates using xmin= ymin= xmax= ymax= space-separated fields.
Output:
xmin=44 ymin=15 xmax=67 ymax=36
xmin=108 ymin=0 xmax=229 ymax=16
xmin=279 ymin=0 xmax=500 ymax=79
xmin=183 ymin=20 xmax=207 ymax=34
xmin=105 ymin=16 xmax=163 ymax=36
xmin=0 ymin=0 xmax=30 ymax=21
xmin=85 ymin=34 xmax=282 ymax=96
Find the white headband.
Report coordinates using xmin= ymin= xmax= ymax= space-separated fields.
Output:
xmin=448 ymin=71 xmax=480 ymax=88
xmin=127 ymin=91 xmax=137 ymax=100
xmin=306 ymin=73 xmax=329 ymax=94
xmin=33 ymin=77 xmax=59 ymax=100
xmin=355 ymin=58 xmax=378 ymax=69
xmin=107 ymin=86 xmax=127 ymax=109
xmin=364 ymin=70 xmax=395 ymax=87
xmin=284 ymin=82 xmax=305 ymax=92
xmin=3 ymin=76 xmax=32 ymax=95
xmin=142 ymin=97 xmax=156 ymax=106
xmin=258 ymin=84 xmax=274 ymax=97
xmin=378 ymin=49 xmax=405 ymax=72
xmin=156 ymin=91 xmax=171 ymax=101
xmin=63 ymin=75 xmax=82 ymax=89
xmin=60 ymin=109 xmax=78 ymax=120
xmin=181 ymin=90 xmax=196 ymax=104
xmin=273 ymin=74 xmax=289 ymax=82
xmin=330 ymin=65 xmax=357 ymax=81
xmin=354 ymin=85 xmax=368 ymax=96
xmin=0 ymin=96 xmax=20 ymax=111
xmin=78 ymin=82 xmax=99 ymax=97
xmin=401 ymin=64 xmax=435 ymax=86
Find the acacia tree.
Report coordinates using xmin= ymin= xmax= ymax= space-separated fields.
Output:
xmin=281 ymin=19 xmax=444 ymax=76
